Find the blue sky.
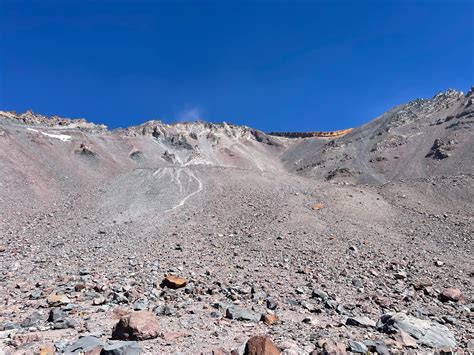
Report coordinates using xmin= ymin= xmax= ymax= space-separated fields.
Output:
xmin=1 ymin=0 xmax=473 ymax=131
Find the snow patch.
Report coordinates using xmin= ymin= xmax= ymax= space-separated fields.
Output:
xmin=27 ymin=128 xmax=72 ymax=142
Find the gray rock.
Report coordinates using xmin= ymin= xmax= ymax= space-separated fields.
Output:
xmin=48 ymin=308 xmax=65 ymax=323
xmin=377 ymin=313 xmax=456 ymax=348
xmin=154 ymin=304 xmax=175 ymax=316
xmin=184 ymin=283 xmax=194 ymax=294
xmin=63 ymin=335 xmax=105 ymax=353
xmin=312 ymin=289 xmax=328 ymax=301
xmin=363 ymin=340 xmax=390 ymax=355
xmin=346 ymin=316 xmax=376 ymax=328
xmin=225 ymin=306 xmax=262 ymax=322
xmin=21 ymin=311 xmax=43 ymax=328
xmin=347 ymin=340 xmax=368 ymax=353
xmin=266 ymin=298 xmax=277 ymax=310
xmin=101 ymin=341 xmax=141 ymax=355
xmin=132 ymin=301 xmax=148 ymax=311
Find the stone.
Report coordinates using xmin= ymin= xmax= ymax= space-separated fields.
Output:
xmin=101 ymin=341 xmax=141 ymax=355
xmin=312 ymin=289 xmax=328 ymax=301
xmin=393 ymin=330 xmax=418 ymax=349
xmin=111 ymin=311 xmax=160 ymax=340
xmin=63 ymin=337 xmax=104 ymax=354
xmin=377 ymin=313 xmax=456 ymax=348
xmin=75 ymin=283 xmax=87 ymax=292
xmin=47 ymin=293 xmax=71 ymax=306
xmin=266 ymin=299 xmax=277 ymax=310
xmin=161 ymin=275 xmax=187 ymax=289
xmin=318 ymin=340 xmax=346 ymax=354
xmin=244 ymin=335 xmax=280 ymax=355
xmin=347 ymin=340 xmax=368 ymax=354
xmin=48 ymin=308 xmax=65 ymax=323
xmin=363 ymin=340 xmax=390 ymax=355
xmin=10 ymin=332 xmax=41 ymax=347
xmin=412 ymin=280 xmax=433 ymax=290
xmin=439 ymin=288 xmax=463 ymax=302
xmin=226 ymin=306 xmax=262 ymax=322
xmin=345 ymin=316 xmax=376 ymax=328
xmin=394 ymin=271 xmax=407 ymax=280
xmin=262 ymin=313 xmax=279 ymax=326
xmin=21 ymin=311 xmax=43 ymax=328
xmin=38 ymin=343 xmax=55 ymax=355
xmin=93 ymin=295 xmax=106 ymax=305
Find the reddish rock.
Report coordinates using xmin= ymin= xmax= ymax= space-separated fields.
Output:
xmin=111 ymin=311 xmax=160 ymax=340
xmin=262 ymin=313 xmax=279 ymax=326
xmin=393 ymin=330 xmax=418 ymax=349
xmin=244 ymin=336 xmax=280 ymax=355
xmin=439 ymin=288 xmax=463 ymax=302
xmin=162 ymin=331 xmax=187 ymax=342
xmin=75 ymin=283 xmax=86 ymax=292
xmin=38 ymin=343 xmax=55 ymax=355
xmin=47 ymin=293 xmax=71 ymax=306
xmin=313 ymin=339 xmax=346 ymax=354
xmin=11 ymin=332 xmax=42 ymax=347
xmin=162 ymin=275 xmax=187 ymax=289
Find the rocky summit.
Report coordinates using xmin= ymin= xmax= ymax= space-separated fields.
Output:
xmin=0 ymin=87 xmax=473 ymax=354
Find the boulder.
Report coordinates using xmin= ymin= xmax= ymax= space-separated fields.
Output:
xmin=63 ymin=336 xmax=105 ymax=354
xmin=345 ymin=316 xmax=376 ymax=328
xmin=244 ymin=336 xmax=280 ymax=355
xmin=226 ymin=306 xmax=262 ymax=322
xmin=101 ymin=341 xmax=141 ymax=355
xmin=161 ymin=275 xmax=187 ymax=289
xmin=439 ymin=288 xmax=463 ymax=302
xmin=377 ymin=313 xmax=456 ymax=348
xmin=111 ymin=311 xmax=160 ymax=340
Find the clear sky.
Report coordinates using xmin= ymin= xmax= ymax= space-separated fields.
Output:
xmin=1 ymin=0 xmax=473 ymax=131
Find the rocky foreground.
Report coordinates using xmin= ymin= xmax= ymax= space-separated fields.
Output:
xmin=0 ymin=88 xmax=473 ymax=354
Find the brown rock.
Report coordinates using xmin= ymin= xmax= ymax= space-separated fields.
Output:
xmin=393 ymin=330 xmax=418 ymax=349
xmin=244 ymin=336 xmax=280 ymax=355
xmin=38 ymin=343 xmax=55 ymax=355
xmin=162 ymin=331 xmax=187 ymax=342
xmin=262 ymin=313 xmax=279 ymax=326
xmin=312 ymin=203 xmax=324 ymax=211
xmin=162 ymin=275 xmax=187 ymax=289
xmin=314 ymin=339 xmax=346 ymax=354
xmin=47 ymin=293 xmax=71 ymax=306
xmin=111 ymin=310 xmax=161 ymax=340
xmin=75 ymin=283 xmax=86 ymax=292
xmin=439 ymin=288 xmax=463 ymax=302
xmin=11 ymin=332 xmax=41 ymax=347
xmin=412 ymin=280 xmax=433 ymax=290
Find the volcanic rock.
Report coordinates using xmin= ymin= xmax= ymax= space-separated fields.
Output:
xmin=111 ymin=311 xmax=160 ymax=340
xmin=244 ymin=336 xmax=280 ymax=355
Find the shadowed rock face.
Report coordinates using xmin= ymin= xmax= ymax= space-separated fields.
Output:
xmin=0 ymin=87 xmax=472 ymax=354
xmin=268 ymin=128 xmax=353 ymax=139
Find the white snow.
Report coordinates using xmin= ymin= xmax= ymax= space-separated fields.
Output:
xmin=27 ymin=128 xmax=72 ymax=142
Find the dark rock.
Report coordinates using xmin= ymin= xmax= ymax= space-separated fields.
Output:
xmin=347 ymin=340 xmax=368 ymax=353
xmin=63 ymin=336 xmax=105 ymax=354
xmin=101 ymin=341 xmax=141 ymax=355
xmin=346 ymin=316 xmax=376 ymax=328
